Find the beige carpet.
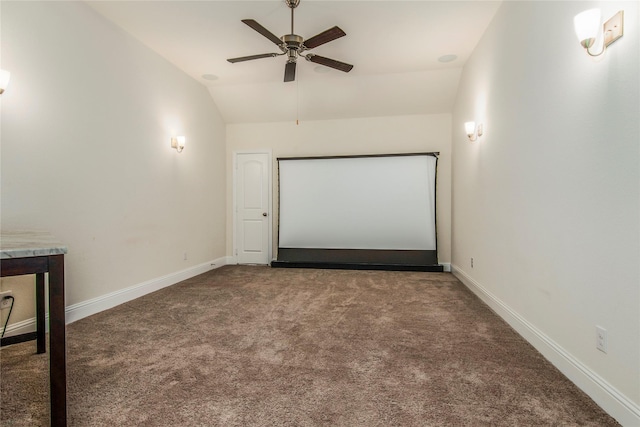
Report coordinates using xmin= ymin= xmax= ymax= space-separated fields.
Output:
xmin=1 ymin=266 xmax=619 ymax=426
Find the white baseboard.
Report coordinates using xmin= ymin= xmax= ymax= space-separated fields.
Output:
xmin=451 ymin=264 xmax=640 ymax=427
xmin=441 ymin=262 xmax=451 ymax=272
xmin=2 ymin=257 xmax=228 ymax=338
xmin=1 ymin=317 xmax=39 ymax=338
xmin=66 ymin=257 xmax=228 ymax=324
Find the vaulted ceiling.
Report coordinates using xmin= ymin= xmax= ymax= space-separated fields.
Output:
xmin=88 ymin=1 xmax=502 ymax=124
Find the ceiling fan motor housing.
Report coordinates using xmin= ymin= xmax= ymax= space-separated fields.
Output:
xmin=282 ymin=34 xmax=304 ymax=62
xmin=282 ymin=34 xmax=304 ymax=50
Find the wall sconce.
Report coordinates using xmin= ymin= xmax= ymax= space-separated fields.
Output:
xmin=171 ymin=136 xmax=185 ymax=153
xmin=574 ymin=9 xmax=624 ymax=57
xmin=464 ymin=122 xmax=483 ymax=142
xmin=0 ymin=69 xmax=10 ymax=95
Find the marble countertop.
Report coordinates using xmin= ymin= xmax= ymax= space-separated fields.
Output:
xmin=0 ymin=231 xmax=68 ymax=259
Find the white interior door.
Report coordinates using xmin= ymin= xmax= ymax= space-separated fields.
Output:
xmin=235 ymin=152 xmax=270 ymax=264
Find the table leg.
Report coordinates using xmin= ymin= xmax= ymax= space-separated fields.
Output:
xmin=48 ymin=254 xmax=67 ymax=426
xmin=35 ymin=273 xmax=46 ymax=354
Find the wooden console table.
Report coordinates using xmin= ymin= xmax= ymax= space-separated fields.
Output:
xmin=1 ymin=231 xmax=68 ymax=426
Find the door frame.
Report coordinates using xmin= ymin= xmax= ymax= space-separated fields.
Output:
xmin=233 ymin=150 xmax=273 ymax=264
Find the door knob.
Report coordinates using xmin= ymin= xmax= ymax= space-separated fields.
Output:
xmin=262 ymin=212 xmax=268 ymax=217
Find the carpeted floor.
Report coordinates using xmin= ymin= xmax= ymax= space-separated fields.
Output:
xmin=1 ymin=266 xmax=619 ymax=426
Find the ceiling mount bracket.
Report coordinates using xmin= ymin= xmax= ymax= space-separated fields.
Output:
xmin=286 ymin=0 xmax=300 ymax=9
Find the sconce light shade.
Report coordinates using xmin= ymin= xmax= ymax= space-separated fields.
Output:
xmin=574 ymin=9 xmax=624 ymax=56
xmin=574 ymin=8 xmax=601 ymax=48
xmin=171 ymin=136 xmax=186 ymax=153
xmin=464 ymin=122 xmax=477 ymax=141
xmin=0 ymin=69 xmax=10 ymax=95
xmin=464 ymin=122 xmax=476 ymax=135
xmin=464 ymin=121 xmax=484 ymax=142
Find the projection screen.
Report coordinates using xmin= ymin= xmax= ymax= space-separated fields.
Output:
xmin=274 ymin=153 xmax=440 ymax=270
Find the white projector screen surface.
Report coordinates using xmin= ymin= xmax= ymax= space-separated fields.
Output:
xmin=278 ymin=154 xmax=437 ymax=250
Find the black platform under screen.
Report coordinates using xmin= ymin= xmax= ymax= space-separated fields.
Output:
xmin=272 ymin=153 xmax=442 ymax=272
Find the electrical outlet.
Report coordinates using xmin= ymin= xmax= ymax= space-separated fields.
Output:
xmin=0 ymin=290 xmax=14 ymax=310
xmin=596 ymin=326 xmax=608 ymax=353
xmin=183 ymin=251 xmax=188 ymax=261
xmin=470 ymin=257 xmax=474 ymax=268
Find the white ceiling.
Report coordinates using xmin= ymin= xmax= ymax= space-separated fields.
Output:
xmin=87 ymin=1 xmax=502 ymax=124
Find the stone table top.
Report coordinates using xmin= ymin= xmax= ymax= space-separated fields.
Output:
xmin=0 ymin=231 xmax=68 ymax=259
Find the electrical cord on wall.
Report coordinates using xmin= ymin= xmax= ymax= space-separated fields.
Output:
xmin=1 ymin=296 xmax=15 ymax=338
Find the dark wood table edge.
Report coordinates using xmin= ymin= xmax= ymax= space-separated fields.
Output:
xmin=1 ymin=254 xmax=67 ymax=426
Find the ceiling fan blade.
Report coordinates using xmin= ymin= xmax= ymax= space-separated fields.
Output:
xmin=284 ymin=61 xmax=297 ymax=82
xmin=307 ymin=54 xmax=353 ymax=73
xmin=304 ymin=26 xmax=346 ymax=49
xmin=242 ymin=19 xmax=283 ymax=46
xmin=227 ymin=53 xmax=279 ymax=63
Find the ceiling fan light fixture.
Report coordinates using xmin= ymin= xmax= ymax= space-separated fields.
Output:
xmin=287 ymin=49 xmax=298 ymax=64
xmin=226 ymin=0 xmax=353 ymax=83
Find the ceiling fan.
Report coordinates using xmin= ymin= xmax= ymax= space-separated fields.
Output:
xmin=227 ymin=0 xmax=353 ymax=82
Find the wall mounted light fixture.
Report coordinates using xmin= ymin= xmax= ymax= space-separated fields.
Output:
xmin=171 ymin=136 xmax=186 ymax=153
xmin=574 ymin=9 xmax=624 ymax=57
xmin=0 ymin=69 xmax=10 ymax=95
xmin=465 ymin=122 xmax=483 ymax=142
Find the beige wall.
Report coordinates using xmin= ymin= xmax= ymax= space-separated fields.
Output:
xmin=226 ymin=114 xmax=452 ymax=265
xmin=1 ymin=2 xmax=226 ymax=327
xmin=452 ymin=1 xmax=639 ymax=422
